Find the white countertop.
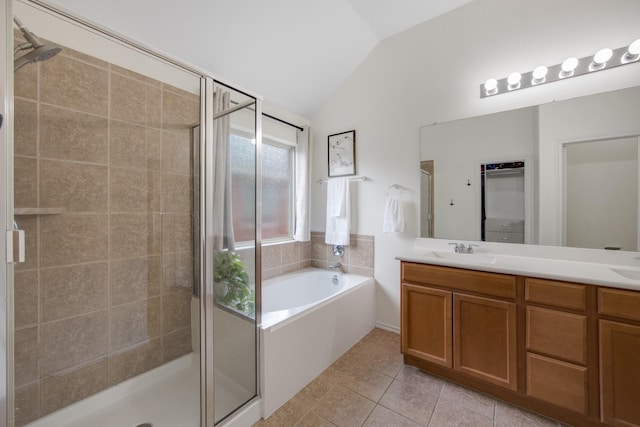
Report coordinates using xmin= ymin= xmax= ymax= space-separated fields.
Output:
xmin=396 ymin=238 xmax=640 ymax=292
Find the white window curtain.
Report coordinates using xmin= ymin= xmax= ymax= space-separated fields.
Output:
xmin=294 ymin=126 xmax=311 ymax=241
xmin=212 ymin=89 xmax=235 ymax=251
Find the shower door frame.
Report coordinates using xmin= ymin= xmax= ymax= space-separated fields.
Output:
xmin=1 ymin=0 xmax=264 ymax=425
xmin=1 ymin=0 xmax=14 ymax=425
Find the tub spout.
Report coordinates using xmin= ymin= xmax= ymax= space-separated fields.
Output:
xmin=329 ymin=262 xmax=342 ymax=271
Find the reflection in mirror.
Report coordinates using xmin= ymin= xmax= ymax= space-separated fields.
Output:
xmin=564 ymin=137 xmax=638 ymax=251
xmin=420 ymin=86 xmax=640 ymax=250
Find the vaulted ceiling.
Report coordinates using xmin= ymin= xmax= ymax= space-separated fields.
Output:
xmin=47 ymin=0 xmax=473 ymax=118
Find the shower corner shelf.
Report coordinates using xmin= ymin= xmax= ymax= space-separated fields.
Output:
xmin=15 ymin=207 xmax=64 ymax=216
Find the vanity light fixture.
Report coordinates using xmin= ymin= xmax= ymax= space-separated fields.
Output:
xmin=622 ymin=38 xmax=640 ymax=63
xmin=531 ymin=65 xmax=548 ymax=84
xmin=560 ymin=57 xmax=579 ymax=78
xmin=590 ymin=48 xmax=612 ymax=70
xmin=480 ymin=38 xmax=640 ymax=98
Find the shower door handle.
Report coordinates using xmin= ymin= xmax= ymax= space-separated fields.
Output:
xmin=6 ymin=229 xmax=25 ymax=263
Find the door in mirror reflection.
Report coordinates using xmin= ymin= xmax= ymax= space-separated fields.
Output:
xmin=564 ymin=136 xmax=639 ymax=250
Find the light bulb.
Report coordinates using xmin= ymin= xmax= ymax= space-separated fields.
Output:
xmin=590 ymin=48 xmax=613 ymax=70
xmin=623 ymin=38 xmax=640 ymax=63
xmin=532 ymin=65 xmax=548 ymax=84
xmin=484 ymin=78 xmax=498 ymax=95
xmin=507 ymin=72 xmax=521 ymax=89
xmin=560 ymin=57 xmax=578 ymax=77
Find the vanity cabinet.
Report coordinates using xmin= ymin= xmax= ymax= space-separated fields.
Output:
xmin=399 ymin=260 xmax=640 ymax=427
xmin=598 ymin=288 xmax=640 ymax=426
xmin=401 ymin=262 xmax=517 ymax=390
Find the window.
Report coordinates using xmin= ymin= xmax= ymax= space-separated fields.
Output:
xmin=230 ymin=132 xmax=295 ymax=243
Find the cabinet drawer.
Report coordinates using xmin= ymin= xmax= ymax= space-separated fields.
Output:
xmin=525 ymin=278 xmax=586 ymax=311
xmin=485 ymin=231 xmax=524 ymax=243
xmin=526 ymin=306 xmax=587 ymax=364
xmin=485 ymin=218 xmax=524 ymax=233
xmin=401 ymin=262 xmax=516 ymax=299
xmin=527 ymin=353 xmax=588 ymax=415
xmin=599 ymin=287 xmax=640 ymax=322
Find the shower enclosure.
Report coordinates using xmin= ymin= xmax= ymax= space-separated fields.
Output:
xmin=1 ymin=1 xmax=261 ymax=426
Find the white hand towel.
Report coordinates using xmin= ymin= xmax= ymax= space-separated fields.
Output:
xmin=383 ymin=192 xmax=405 ymax=233
xmin=325 ymin=178 xmax=350 ymax=245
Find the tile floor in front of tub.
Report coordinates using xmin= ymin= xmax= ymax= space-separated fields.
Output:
xmin=254 ymin=328 xmax=566 ymax=427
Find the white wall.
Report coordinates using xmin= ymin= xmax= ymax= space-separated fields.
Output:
xmin=310 ymin=0 xmax=640 ymax=330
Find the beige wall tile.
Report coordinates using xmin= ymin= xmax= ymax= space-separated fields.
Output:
xmin=40 ymin=214 xmax=108 ymax=267
xmin=41 ymin=262 xmax=108 ymax=322
xmin=58 ymin=46 xmax=109 ymax=69
xmin=300 ymin=241 xmax=311 ymax=262
xmin=163 ymin=173 xmax=192 ymax=213
xmin=162 ymin=83 xmax=199 ymax=101
xmin=281 ymin=242 xmax=301 ymax=265
xmin=110 ymin=122 xmax=161 ymax=171
xmin=262 ymin=244 xmax=282 ymax=270
xmin=111 ymin=73 xmax=160 ymax=126
xmin=162 ymin=213 xmax=192 ymax=253
xmin=110 ymin=64 xmax=162 ymax=87
xmin=15 ymin=270 xmax=38 ymax=327
xmin=40 ymin=160 xmax=108 ymax=212
xmin=311 ymin=235 xmax=327 ymax=261
xmin=110 ymin=214 xmax=162 ymax=259
xmin=110 ymin=297 xmax=161 ymax=351
xmin=345 ymin=266 xmax=373 ymax=277
xmin=14 ymin=157 xmax=37 ymax=208
xmin=162 ymin=130 xmax=192 ymax=175
xmin=41 ymin=56 xmax=108 ymax=116
xmin=40 ymin=359 xmax=109 ymax=416
xmin=349 ymin=239 xmax=374 ymax=269
xmin=162 ymin=90 xmax=199 ymax=129
xmin=110 ymin=167 xmax=158 ymax=212
xmin=14 ymin=64 xmax=37 ymax=100
xmin=109 ymin=338 xmax=163 ymax=386
xmin=40 ymin=310 xmax=108 ymax=375
xmin=14 ymin=98 xmax=37 ymax=157
xmin=262 ymin=267 xmax=282 ymax=281
xmin=15 ymin=327 xmax=38 ymax=388
xmin=111 ymin=256 xmax=162 ymax=305
xmin=163 ymin=327 xmax=192 ymax=362
xmin=163 ymin=251 xmax=194 ymax=291
xmin=15 ymin=383 xmax=39 ymax=427
xmin=162 ymin=288 xmax=191 ymax=334
xmin=40 ymin=105 xmax=108 ymax=163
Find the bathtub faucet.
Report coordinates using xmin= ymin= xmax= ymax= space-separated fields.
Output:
xmin=329 ymin=262 xmax=342 ymax=271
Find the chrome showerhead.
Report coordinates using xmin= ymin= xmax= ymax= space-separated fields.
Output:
xmin=13 ymin=16 xmax=61 ymax=71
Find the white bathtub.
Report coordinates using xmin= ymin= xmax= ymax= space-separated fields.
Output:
xmin=260 ymin=268 xmax=375 ymax=418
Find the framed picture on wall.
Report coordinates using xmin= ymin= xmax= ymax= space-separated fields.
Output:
xmin=328 ymin=130 xmax=356 ymax=177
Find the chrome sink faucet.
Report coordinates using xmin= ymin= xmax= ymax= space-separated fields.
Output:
xmin=449 ymin=242 xmax=477 ymax=254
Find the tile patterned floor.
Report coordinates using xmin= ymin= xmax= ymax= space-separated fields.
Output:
xmin=254 ymin=328 xmax=566 ymax=427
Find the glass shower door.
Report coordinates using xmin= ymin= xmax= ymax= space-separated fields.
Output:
xmin=202 ymin=81 xmax=259 ymax=425
xmin=11 ymin=2 xmax=202 ymax=426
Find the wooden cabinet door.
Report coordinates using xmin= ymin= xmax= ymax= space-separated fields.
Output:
xmin=401 ymin=283 xmax=452 ymax=367
xmin=600 ymin=320 xmax=640 ymax=426
xmin=453 ymin=293 xmax=517 ymax=390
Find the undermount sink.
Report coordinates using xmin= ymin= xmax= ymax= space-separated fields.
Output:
xmin=610 ymin=268 xmax=640 ymax=280
xmin=424 ymin=250 xmax=498 ymax=265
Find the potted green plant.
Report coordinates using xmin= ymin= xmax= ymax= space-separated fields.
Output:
xmin=213 ymin=250 xmax=254 ymax=316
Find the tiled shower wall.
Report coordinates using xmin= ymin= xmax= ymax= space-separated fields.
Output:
xmin=261 ymin=232 xmax=374 ymax=280
xmin=13 ymin=36 xmax=198 ymax=426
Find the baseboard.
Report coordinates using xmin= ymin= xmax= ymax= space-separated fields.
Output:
xmin=375 ymin=321 xmax=400 ymax=334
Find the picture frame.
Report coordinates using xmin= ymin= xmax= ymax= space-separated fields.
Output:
xmin=327 ymin=130 xmax=356 ymax=177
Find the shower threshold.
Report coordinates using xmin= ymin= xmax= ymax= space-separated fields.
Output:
xmin=25 ymin=353 xmax=200 ymax=427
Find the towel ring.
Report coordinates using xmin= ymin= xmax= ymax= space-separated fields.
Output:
xmin=387 ymin=184 xmax=402 ymax=198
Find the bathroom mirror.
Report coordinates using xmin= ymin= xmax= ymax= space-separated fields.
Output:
xmin=420 ymin=85 xmax=640 ymax=250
